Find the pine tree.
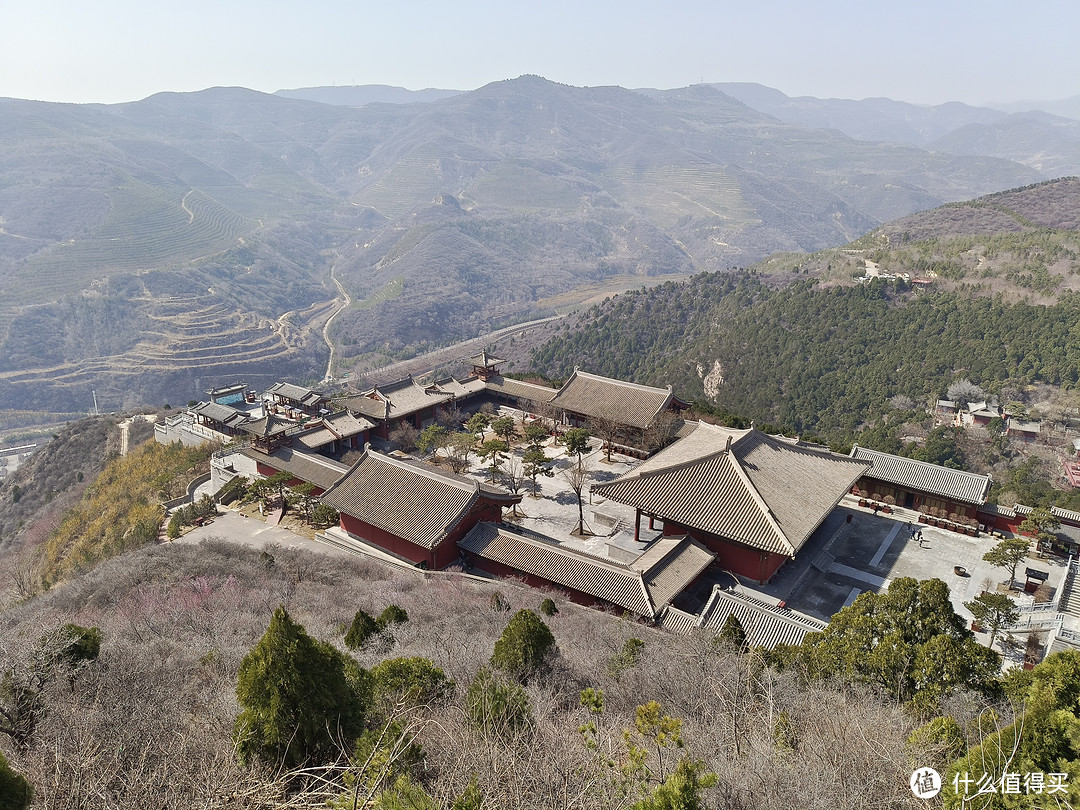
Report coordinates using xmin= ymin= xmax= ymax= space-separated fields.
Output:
xmin=465 ymin=666 xmax=533 ymax=738
xmin=0 ymin=748 xmax=32 ymax=810
xmin=983 ymin=537 xmax=1032 ymax=590
xmin=235 ymin=606 xmax=367 ymax=768
xmin=490 ymin=609 xmax=555 ymax=682
xmin=344 ymin=609 xmax=380 ymax=650
xmin=718 ymin=614 xmax=749 ymax=652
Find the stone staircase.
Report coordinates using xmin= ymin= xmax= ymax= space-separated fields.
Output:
xmin=1058 ymin=560 xmax=1080 ymax=619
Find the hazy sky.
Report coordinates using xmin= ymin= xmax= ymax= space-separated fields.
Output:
xmin=2 ymin=0 xmax=1077 ymax=106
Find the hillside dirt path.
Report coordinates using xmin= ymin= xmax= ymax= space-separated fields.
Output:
xmin=180 ymin=190 xmax=195 ymax=224
xmin=118 ymin=414 xmax=156 ymax=456
xmin=321 ymin=262 xmax=351 ymax=382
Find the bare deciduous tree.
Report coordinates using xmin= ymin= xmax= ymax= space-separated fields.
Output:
xmin=588 ymin=415 xmax=623 ymax=463
xmin=444 ymin=432 xmax=475 ymax=474
xmin=501 ymin=455 xmax=526 ymax=517
xmin=643 ymin=410 xmax=679 ymax=454
xmin=946 ymin=379 xmax=986 ymax=409
xmin=562 ymin=459 xmax=592 ymax=537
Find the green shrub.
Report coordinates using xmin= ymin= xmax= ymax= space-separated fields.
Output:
xmin=55 ymin=624 xmax=102 ymax=667
xmin=234 ymin=607 xmax=367 ymax=768
xmin=717 ymin=614 xmax=748 ymax=652
xmin=370 ymin=658 xmax=453 ymax=707
xmin=311 ymin=503 xmax=339 ymax=528
xmin=607 ymin=637 xmax=645 ymax=679
xmin=193 ymin=493 xmax=217 ymax=518
xmin=0 ymin=748 xmax=32 ymax=810
xmin=907 ymin=715 xmax=966 ymax=768
xmin=490 ymin=609 xmax=555 ymax=682
xmin=345 ymin=609 xmax=380 ymax=650
xmin=378 ymin=605 xmax=409 ymax=628
xmin=450 ymin=777 xmax=483 ymax=810
xmin=465 ymin=666 xmax=533 ymax=739
xmin=539 ymin=597 xmax=558 ymax=616
xmin=372 ymin=774 xmax=436 ymax=810
xmin=215 ymin=475 xmax=247 ymax=506
xmin=348 ymin=722 xmax=425 ymax=800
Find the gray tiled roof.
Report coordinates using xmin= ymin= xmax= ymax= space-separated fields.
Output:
xmin=484 ymin=376 xmax=558 ymax=403
xmin=1007 ymin=418 xmax=1042 ymax=433
xmin=266 ymin=382 xmax=324 ymax=407
xmin=1014 ymin=504 xmax=1080 ymax=526
xmin=242 ymin=446 xmax=350 ymax=491
xmin=459 ymin=524 xmax=714 ymax=619
xmin=632 ymin=535 xmax=717 ymax=610
xmin=469 ymin=350 xmax=506 ymax=368
xmin=978 ymin=502 xmax=1017 ymax=518
xmin=595 ymin=423 xmax=868 ymax=557
xmin=321 ymin=450 xmax=482 ymax=549
xmin=432 ymin=376 xmax=487 ymax=397
xmin=550 ymin=369 xmax=672 ymax=430
xmin=850 ymin=446 xmax=992 ymax=505
xmin=658 ymin=586 xmax=826 ymax=650
xmin=344 ymin=395 xmax=390 ymax=420
xmin=1053 ymin=506 xmax=1080 ymax=525
xmin=239 ymin=413 xmax=295 ymax=438
xmin=293 ymin=412 xmax=375 ymax=450
xmin=192 ymin=401 xmax=248 ymax=425
xmin=346 ymin=376 xmax=456 ymax=421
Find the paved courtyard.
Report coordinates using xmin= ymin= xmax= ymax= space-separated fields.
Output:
xmin=437 ymin=409 xmax=1073 ymax=635
xmin=751 ymin=501 xmax=1069 ymax=632
xmin=174 ymin=509 xmax=354 ymax=558
xmin=457 ymin=415 xmax=660 ymax=559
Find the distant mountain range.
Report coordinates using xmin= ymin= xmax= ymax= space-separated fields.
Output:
xmin=708 ymin=84 xmax=1080 ymax=179
xmin=275 ymin=84 xmax=461 ymax=106
xmin=280 ymin=81 xmax=1080 ymax=177
xmin=0 ymin=76 xmax=1074 ymax=413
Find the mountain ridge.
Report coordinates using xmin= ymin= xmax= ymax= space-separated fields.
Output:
xmin=0 ymin=75 xmax=1064 ymax=413
xmin=528 ymin=177 xmax=1080 ymax=446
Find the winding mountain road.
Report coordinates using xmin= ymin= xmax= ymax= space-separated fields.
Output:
xmin=321 ymin=263 xmax=351 ymax=382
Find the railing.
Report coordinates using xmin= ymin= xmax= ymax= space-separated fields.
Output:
xmin=212 ymin=440 xmax=249 ymax=462
xmin=164 ymin=413 xmax=192 ymax=428
xmin=1013 ymin=612 xmax=1063 ymax=631
xmin=1058 ymin=626 xmax=1080 ymax=645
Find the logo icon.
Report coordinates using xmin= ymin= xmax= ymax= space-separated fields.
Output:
xmin=911 ymin=768 xmax=942 ymax=799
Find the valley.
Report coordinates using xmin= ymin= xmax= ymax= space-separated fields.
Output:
xmin=2 ymin=78 xmax=1071 ymax=417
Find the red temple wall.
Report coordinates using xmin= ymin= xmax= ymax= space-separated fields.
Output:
xmin=662 ymin=521 xmax=787 ymax=583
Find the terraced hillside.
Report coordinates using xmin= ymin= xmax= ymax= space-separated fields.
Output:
xmin=0 ymin=78 xmax=1063 ymax=410
xmin=0 ymin=290 xmax=332 ymax=412
xmin=6 ymin=185 xmax=256 ymax=305
xmin=844 ymin=177 xmax=1080 ymax=298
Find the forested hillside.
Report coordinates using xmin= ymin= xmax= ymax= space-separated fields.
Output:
xmin=532 ymin=180 xmax=1080 ymax=461
xmin=534 ymin=275 xmax=1080 ymax=437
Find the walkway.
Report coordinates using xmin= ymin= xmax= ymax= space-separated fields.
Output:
xmin=172 ymin=509 xmax=353 ymax=558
